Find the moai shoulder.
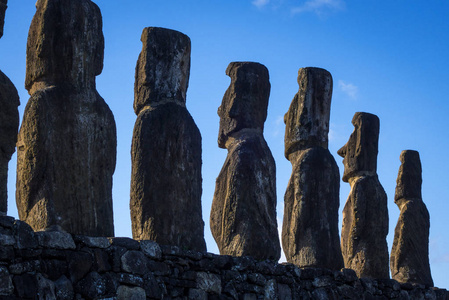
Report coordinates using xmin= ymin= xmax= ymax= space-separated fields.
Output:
xmin=16 ymin=0 xmax=116 ymax=236
xmin=0 ymin=0 xmax=20 ymax=215
xmin=131 ymin=27 xmax=206 ymax=252
xmin=391 ymin=150 xmax=433 ymax=286
xmin=210 ymin=61 xmax=280 ymax=260
xmin=282 ymin=67 xmax=343 ymax=270
xmin=338 ymin=112 xmax=389 ymax=279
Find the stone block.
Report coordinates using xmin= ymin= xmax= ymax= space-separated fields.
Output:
xmin=13 ymin=220 xmax=38 ymax=249
xmin=68 ymin=251 xmax=93 ymax=283
xmin=197 ymin=272 xmax=222 ymax=294
xmin=74 ymin=235 xmax=111 ymax=249
xmin=121 ymin=250 xmax=149 ymax=275
xmin=189 ymin=288 xmax=208 ymax=300
xmin=36 ymin=231 xmax=76 ymax=250
xmin=140 ymin=240 xmax=162 ymax=260
xmin=109 ymin=237 xmax=140 ymax=250
xmin=117 ymin=285 xmax=146 ymax=300
xmin=0 ymin=267 xmax=13 ymax=295
xmin=55 ymin=275 xmax=74 ymax=300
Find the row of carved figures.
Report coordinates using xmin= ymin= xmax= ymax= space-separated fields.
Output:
xmin=0 ymin=0 xmax=433 ymax=288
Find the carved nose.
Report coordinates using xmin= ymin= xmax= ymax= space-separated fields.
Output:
xmin=337 ymin=145 xmax=346 ymax=158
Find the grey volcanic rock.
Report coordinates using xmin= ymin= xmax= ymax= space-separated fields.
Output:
xmin=282 ymin=67 xmax=343 ymax=270
xmin=16 ymin=0 xmax=116 ymax=236
xmin=0 ymin=0 xmax=20 ymax=215
xmin=390 ymin=150 xmax=433 ymax=286
xmin=210 ymin=62 xmax=280 ymax=260
xmin=338 ymin=112 xmax=389 ymax=279
xmin=130 ymin=27 xmax=206 ymax=252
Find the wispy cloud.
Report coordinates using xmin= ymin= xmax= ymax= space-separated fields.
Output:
xmin=338 ymin=80 xmax=358 ymax=100
xmin=272 ymin=115 xmax=285 ymax=137
xmin=291 ymin=0 xmax=345 ymax=16
xmin=252 ymin=0 xmax=270 ymax=9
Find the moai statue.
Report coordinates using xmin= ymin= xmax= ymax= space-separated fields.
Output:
xmin=130 ymin=27 xmax=206 ymax=252
xmin=0 ymin=0 xmax=20 ymax=215
xmin=338 ymin=112 xmax=389 ymax=278
xmin=390 ymin=150 xmax=433 ymax=286
xmin=282 ymin=67 xmax=344 ymax=270
xmin=210 ymin=62 xmax=280 ymax=260
xmin=16 ymin=0 xmax=116 ymax=236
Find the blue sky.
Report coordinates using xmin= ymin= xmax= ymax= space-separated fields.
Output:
xmin=1 ymin=0 xmax=449 ymax=288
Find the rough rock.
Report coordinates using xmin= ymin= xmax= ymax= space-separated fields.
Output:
xmin=16 ymin=0 xmax=116 ymax=236
xmin=210 ymin=62 xmax=280 ymax=260
xmin=390 ymin=150 xmax=433 ymax=286
xmin=0 ymin=266 xmax=13 ymax=295
xmin=130 ymin=27 xmax=206 ymax=252
xmin=0 ymin=0 xmax=20 ymax=215
xmin=117 ymin=285 xmax=146 ymax=300
xmin=338 ymin=112 xmax=389 ymax=279
xmin=0 ymin=216 xmax=447 ymax=299
xmin=36 ymin=231 xmax=76 ymax=249
xmin=282 ymin=67 xmax=343 ymax=270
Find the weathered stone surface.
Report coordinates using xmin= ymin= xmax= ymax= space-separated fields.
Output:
xmin=0 ymin=0 xmax=20 ymax=215
xmin=36 ymin=273 xmax=57 ymax=299
xmin=13 ymin=220 xmax=38 ymax=249
xmin=216 ymin=62 xmax=270 ymax=148
xmin=390 ymin=150 xmax=433 ymax=287
xmin=68 ymin=251 xmax=93 ymax=283
xmin=338 ymin=112 xmax=389 ymax=279
xmin=121 ymin=250 xmax=149 ymax=275
xmin=0 ymin=217 xmax=446 ymax=299
xmin=55 ymin=275 xmax=74 ymax=300
xmin=134 ymin=27 xmax=190 ymax=114
xmin=36 ymin=231 xmax=76 ymax=249
xmin=75 ymin=271 xmax=108 ymax=299
xmin=130 ymin=27 xmax=205 ymax=252
xmin=109 ymin=237 xmax=140 ymax=250
xmin=0 ymin=266 xmax=13 ymax=295
xmin=140 ymin=240 xmax=162 ymax=260
xmin=74 ymin=235 xmax=110 ymax=249
xmin=284 ymin=67 xmax=332 ymax=157
xmin=16 ymin=0 xmax=116 ymax=236
xmin=197 ymin=272 xmax=222 ymax=294
xmin=13 ymin=274 xmax=38 ymax=298
xmin=282 ymin=67 xmax=343 ymax=270
xmin=210 ymin=62 xmax=280 ymax=261
xmin=117 ymin=285 xmax=146 ymax=300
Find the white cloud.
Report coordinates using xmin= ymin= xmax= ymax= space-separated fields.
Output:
xmin=338 ymin=80 xmax=358 ymax=100
xmin=252 ymin=0 xmax=270 ymax=9
xmin=272 ymin=115 xmax=285 ymax=137
xmin=328 ymin=127 xmax=336 ymax=142
xmin=291 ymin=0 xmax=345 ymax=16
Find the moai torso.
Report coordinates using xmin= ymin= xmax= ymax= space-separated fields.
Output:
xmin=210 ymin=62 xmax=280 ymax=260
xmin=282 ymin=67 xmax=343 ymax=270
xmin=338 ymin=112 xmax=389 ymax=278
xmin=130 ymin=27 xmax=206 ymax=252
xmin=390 ymin=150 xmax=433 ymax=286
xmin=16 ymin=0 xmax=116 ymax=236
xmin=0 ymin=0 xmax=20 ymax=214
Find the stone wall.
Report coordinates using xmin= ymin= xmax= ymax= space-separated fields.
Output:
xmin=0 ymin=216 xmax=447 ymax=300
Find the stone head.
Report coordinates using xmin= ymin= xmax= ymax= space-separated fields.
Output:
xmin=0 ymin=0 xmax=7 ymax=39
xmin=395 ymin=150 xmax=422 ymax=202
xmin=217 ymin=62 xmax=270 ymax=148
xmin=25 ymin=0 xmax=104 ymax=93
xmin=284 ymin=67 xmax=333 ymax=159
xmin=134 ymin=27 xmax=191 ymax=115
xmin=338 ymin=112 xmax=380 ymax=182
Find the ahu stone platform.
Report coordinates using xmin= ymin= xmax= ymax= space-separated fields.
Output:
xmin=0 ymin=216 xmax=447 ymax=299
